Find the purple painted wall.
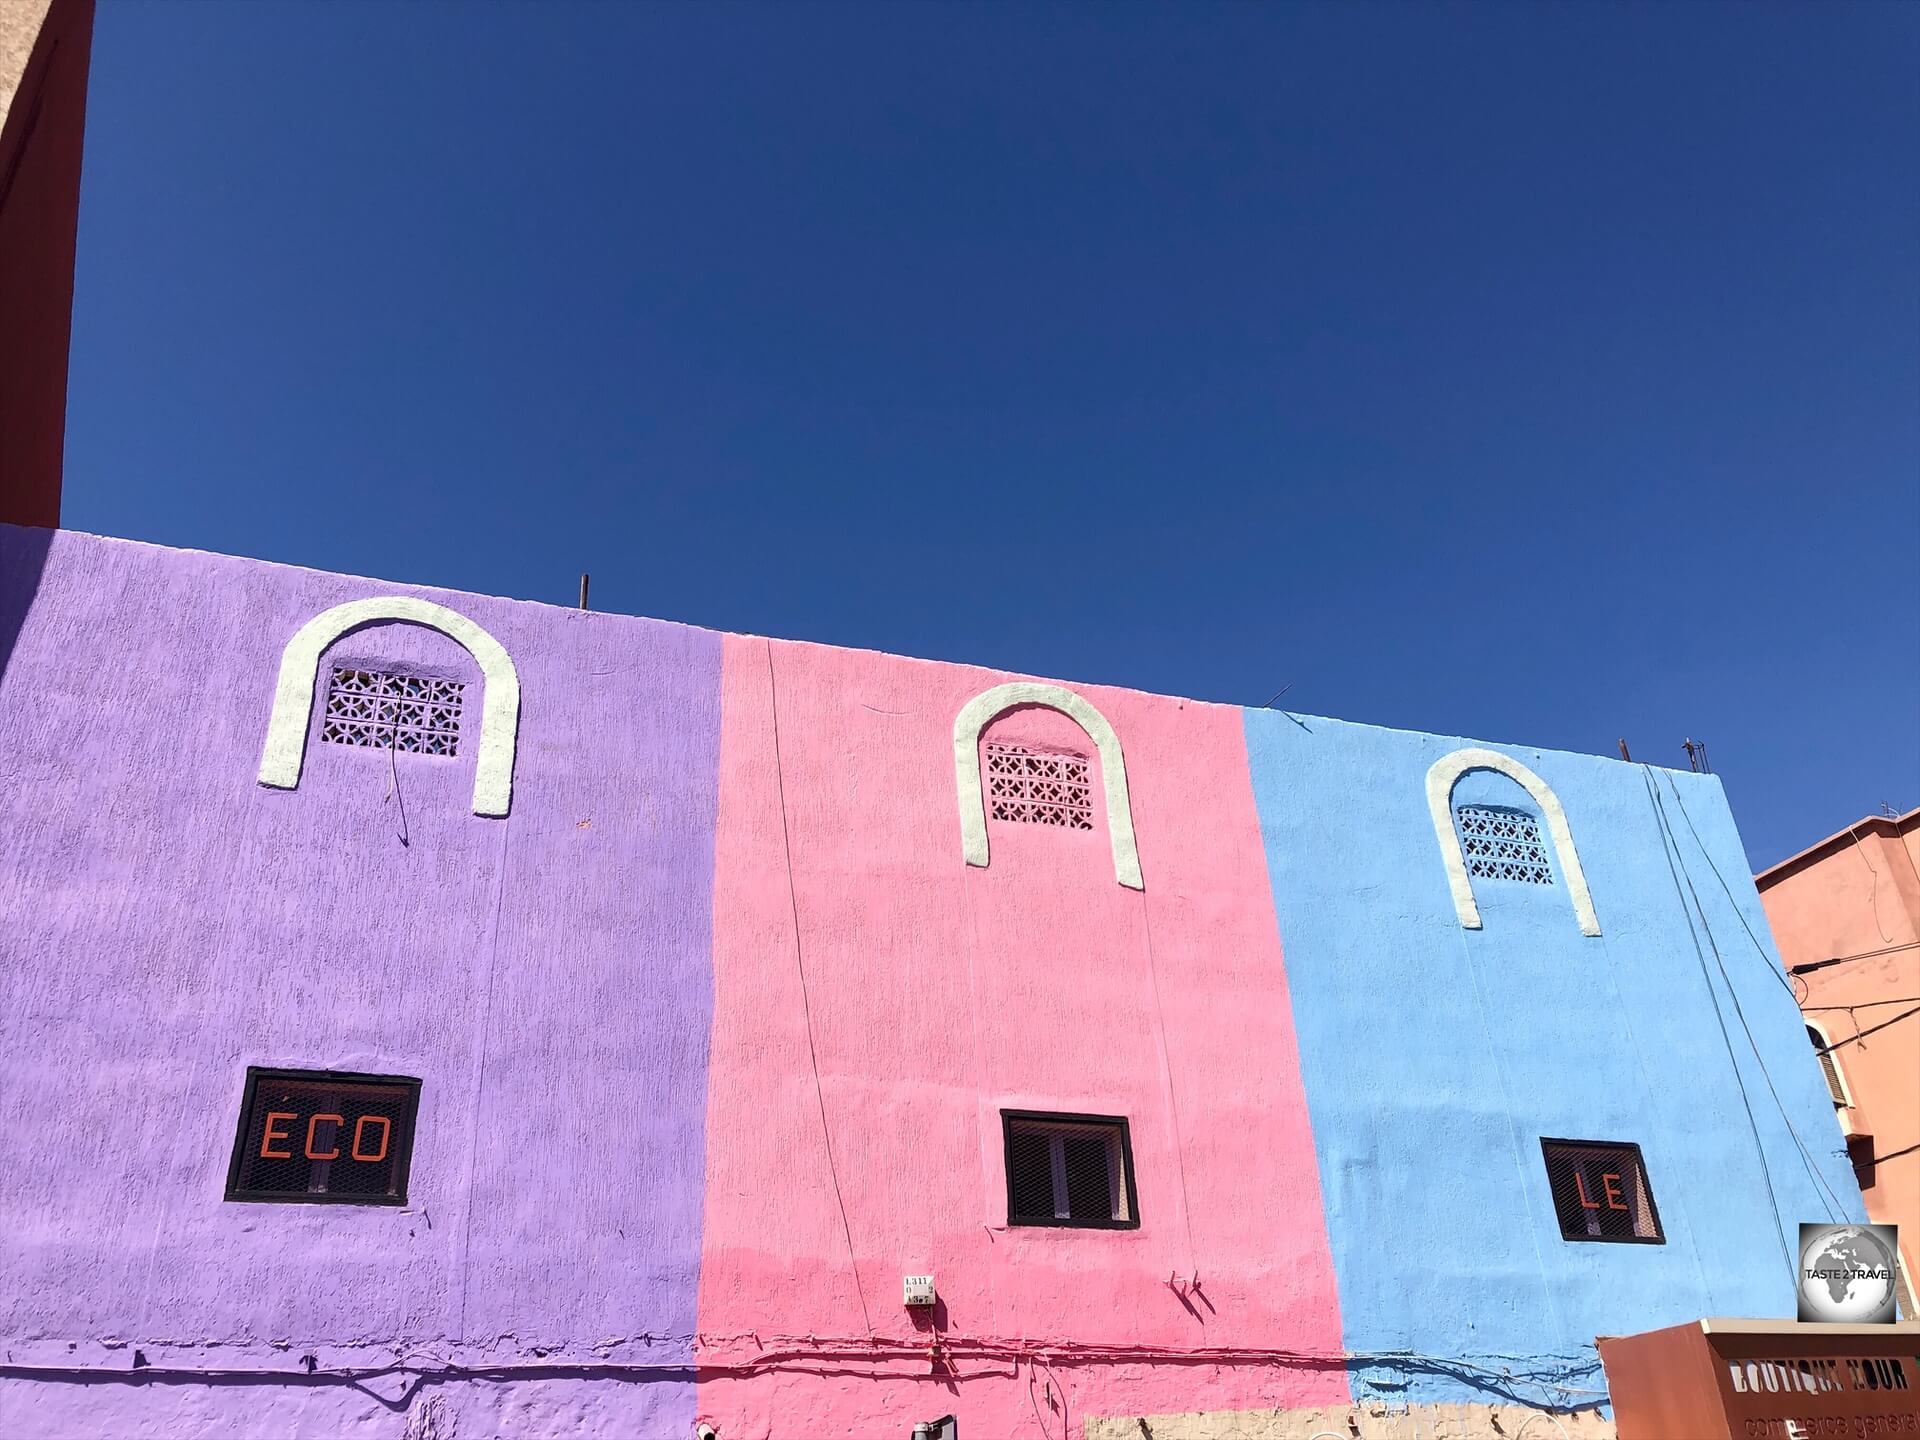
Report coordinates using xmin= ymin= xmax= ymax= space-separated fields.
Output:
xmin=0 ymin=525 xmax=721 ymax=1438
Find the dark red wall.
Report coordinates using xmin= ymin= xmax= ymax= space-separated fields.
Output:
xmin=0 ymin=0 xmax=94 ymax=529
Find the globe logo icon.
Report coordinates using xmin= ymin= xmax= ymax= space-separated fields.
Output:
xmin=1798 ymin=1224 xmax=1896 ymax=1322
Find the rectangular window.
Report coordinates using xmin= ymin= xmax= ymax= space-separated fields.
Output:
xmin=1001 ymin=1111 xmax=1138 ymax=1229
xmin=985 ymin=743 xmax=1094 ymax=830
xmin=1540 ymin=1138 xmax=1663 ymax=1244
xmin=225 ymin=1068 xmax=421 ymax=1206
xmin=321 ymin=668 xmax=464 ymax=755
xmin=1456 ymin=805 xmax=1555 ymax=885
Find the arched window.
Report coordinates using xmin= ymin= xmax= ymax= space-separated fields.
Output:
xmin=953 ymin=681 xmax=1142 ymax=889
xmin=258 ymin=597 xmax=521 ymax=817
xmin=1805 ymin=1021 xmax=1851 ymax=1110
xmin=1425 ymin=747 xmax=1599 ymax=935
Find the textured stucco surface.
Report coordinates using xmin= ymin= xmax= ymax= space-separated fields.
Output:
xmin=0 ymin=526 xmax=721 ymax=1437
xmin=1758 ymin=815 xmax=1920 ymax=1311
xmin=0 ymin=524 xmax=1867 ymax=1437
xmin=0 ymin=0 xmax=57 ymax=121
xmin=1243 ymin=709 xmax=1867 ymax=1409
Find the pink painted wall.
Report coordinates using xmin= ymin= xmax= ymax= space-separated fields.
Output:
xmin=698 ymin=636 xmax=1345 ymax=1438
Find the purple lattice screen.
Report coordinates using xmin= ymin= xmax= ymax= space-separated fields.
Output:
xmin=985 ymin=742 xmax=1094 ymax=830
xmin=321 ymin=668 xmax=464 ymax=755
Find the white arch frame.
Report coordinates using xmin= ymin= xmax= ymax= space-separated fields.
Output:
xmin=954 ymin=681 xmax=1143 ymax=889
xmin=1426 ymin=747 xmax=1599 ymax=936
xmin=257 ymin=596 xmax=521 ymax=817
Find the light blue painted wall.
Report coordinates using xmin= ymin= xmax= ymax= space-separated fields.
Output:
xmin=1241 ymin=710 xmax=1865 ymax=1408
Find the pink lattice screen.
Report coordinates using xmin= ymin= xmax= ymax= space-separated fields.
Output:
xmin=985 ymin=742 xmax=1094 ymax=830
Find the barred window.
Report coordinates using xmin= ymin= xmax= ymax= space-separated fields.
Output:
xmin=1002 ymin=1111 xmax=1138 ymax=1229
xmin=225 ymin=1068 xmax=421 ymax=1206
xmin=985 ymin=743 xmax=1093 ymax=830
xmin=1541 ymin=1138 xmax=1663 ymax=1243
xmin=1456 ymin=805 xmax=1554 ymax=885
xmin=321 ymin=667 xmax=464 ymax=756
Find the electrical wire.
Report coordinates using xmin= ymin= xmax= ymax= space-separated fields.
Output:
xmin=452 ymin=801 xmax=514 ymax=1340
xmin=1653 ymin=775 xmax=1855 ymax=1221
xmin=383 ymin=718 xmax=408 ymax=846
xmin=765 ymin=640 xmax=874 ymax=1337
xmin=1656 ymin=776 xmax=1849 ymax=1220
xmin=1846 ymin=824 xmax=1900 ymax=945
xmin=1862 ymin=1140 xmax=1920 ymax=1169
xmin=0 ymin=1337 xmax=1611 ymax=1406
xmin=955 ymin=866 xmax=1005 ymax=1338
xmin=1790 ymin=941 xmax=1920 ymax=976
xmin=1024 ymin=1355 xmax=1060 ymax=1440
xmin=1137 ymin=890 xmax=1200 ymax=1284
xmin=1647 ymin=773 xmax=1847 ymax=1226
xmin=1512 ymin=1415 xmax=1575 ymax=1440
xmin=1811 ymin=1005 xmax=1920 ymax=1054
xmin=1657 ymin=779 xmax=1798 ymax=1003
xmin=1643 ymin=769 xmax=1799 ymax=1280
xmin=1032 ymin=1352 xmax=1073 ymax=1439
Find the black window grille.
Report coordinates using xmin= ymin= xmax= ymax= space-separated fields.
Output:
xmin=1456 ymin=805 xmax=1555 ymax=885
xmin=225 ymin=1068 xmax=421 ymax=1206
xmin=1540 ymin=1138 xmax=1663 ymax=1244
xmin=321 ymin=668 xmax=464 ymax=756
xmin=1002 ymin=1111 xmax=1138 ymax=1229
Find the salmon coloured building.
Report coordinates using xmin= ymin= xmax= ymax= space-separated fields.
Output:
xmin=0 ymin=523 xmax=1868 ymax=1439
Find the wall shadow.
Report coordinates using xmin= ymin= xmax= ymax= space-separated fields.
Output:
xmin=0 ymin=521 xmax=54 ymax=686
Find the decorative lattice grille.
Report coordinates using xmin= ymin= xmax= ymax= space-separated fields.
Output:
xmin=321 ymin=668 xmax=464 ymax=756
xmin=985 ymin=743 xmax=1093 ymax=829
xmin=1456 ymin=805 xmax=1554 ymax=885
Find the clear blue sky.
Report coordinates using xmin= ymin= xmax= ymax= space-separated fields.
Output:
xmin=64 ymin=0 xmax=1917 ymax=869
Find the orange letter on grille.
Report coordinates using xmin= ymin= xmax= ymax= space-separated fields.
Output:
xmin=260 ymin=1112 xmax=296 ymax=1159
xmin=352 ymin=1116 xmax=391 ymax=1163
xmin=305 ymin=1113 xmax=344 ymax=1161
